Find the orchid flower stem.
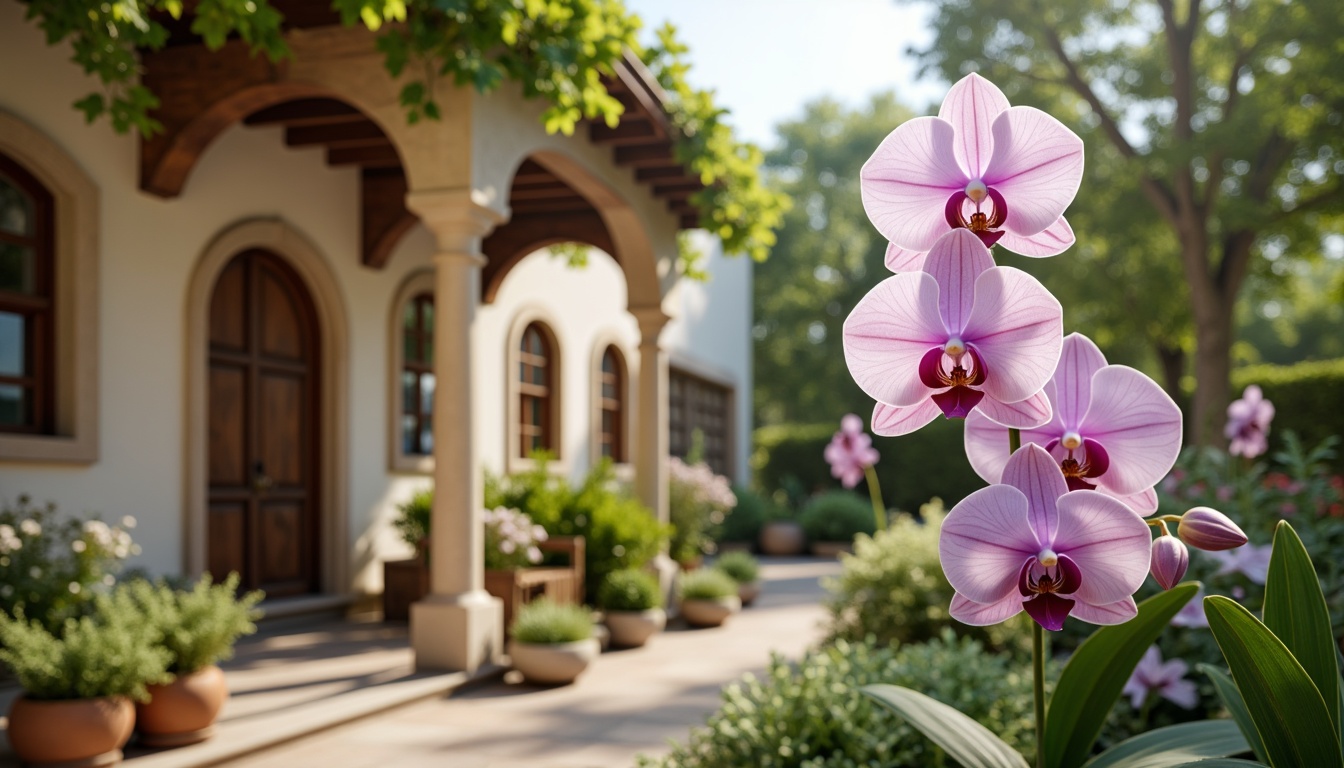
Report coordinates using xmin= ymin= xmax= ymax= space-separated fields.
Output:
xmin=862 ymin=465 xmax=887 ymax=531
xmin=1033 ymin=620 xmax=1047 ymax=768
xmin=1145 ymin=514 xmax=1184 ymax=527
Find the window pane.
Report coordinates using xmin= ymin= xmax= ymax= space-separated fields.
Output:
xmin=403 ymin=300 xmax=417 ymax=331
xmin=419 ymin=372 xmax=435 ymax=420
xmin=403 ymin=327 xmax=418 ymax=363
xmin=0 ymin=383 xmax=27 ymax=426
xmin=0 ymin=311 xmax=24 ymax=377
xmin=602 ymin=410 xmax=614 ymax=433
xmin=401 ymin=370 xmax=417 ymax=414
xmin=0 ymin=243 xmax=34 ymax=294
xmin=532 ymin=365 xmax=545 ymax=386
xmin=401 ymin=414 xmax=417 ymax=454
xmin=419 ymin=424 xmax=433 ymax=454
xmin=0 ymin=178 xmax=31 ymax=237
xmin=602 ymin=380 xmax=616 ymax=399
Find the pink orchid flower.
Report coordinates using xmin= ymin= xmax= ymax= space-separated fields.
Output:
xmin=940 ymin=444 xmax=1152 ymax=631
xmin=824 ymin=413 xmax=880 ymax=489
xmin=843 ymin=229 xmax=1063 ymax=437
xmin=862 ymin=72 xmax=1083 ymax=269
xmin=964 ymin=333 xmax=1182 ymax=515
xmin=1226 ymin=384 xmax=1275 ymax=458
xmin=1123 ymin=646 xmax=1199 ymax=710
xmin=1207 ymin=543 xmax=1273 ymax=585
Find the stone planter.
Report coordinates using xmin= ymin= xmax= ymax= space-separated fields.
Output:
xmin=715 ymin=541 xmax=753 ymax=554
xmin=7 ymin=694 xmax=135 ymax=767
xmin=737 ymin=581 xmax=762 ymax=607
xmin=508 ymin=638 xmax=601 ymax=685
xmin=382 ymin=557 xmax=429 ymax=622
xmin=680 ymin=596 xmax=741 ymax=628
xmin=758 ymin=521 xmax=805 ymax=555
xmin=604 ymin=608 xmax=667 ymax=648
xmin=810 ymin=541 xmax=855 ymax=559
xmin=135 ymin=665 xmax=229 ymax=748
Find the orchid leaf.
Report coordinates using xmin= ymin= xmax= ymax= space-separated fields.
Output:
xmin=861 ymin=684 xmax=1029 ymax=768
xmin=1262 ymin=521 xmax=1340 ymax=730
xmin=1199 ymin=664 xmax=1270 ymax=765
xmin=1044 ymin=583 xmax=1198 ymax=768
xmin=1165 ymin=761 xmax=1266 ymax=767
xmin=1082 ymin=720 xmax=1251 ymax=768
xmin=1204 ymin=595 xmax=1344 ymax=768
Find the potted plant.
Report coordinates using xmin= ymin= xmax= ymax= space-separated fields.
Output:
xmin=383 ymin=488 xmax=432 ymax=621
xmin=598 ymin=569 xmax=665 ymax=648
xmin=668 ymin=457 xmax=737 ymax=569
xmin=713 ymin=551 xmax=762 ymax=607
xmin=800 ymin=491 xmax=877 ymax=557
xmin=507 ymin=599 xmax=600 ymax=685
xmin=128 ymin=574 xmax=263 ymax=747
xmin=678 ymin=569 xmax=742 ymax=628
xmin=0 ymin=586 xmax=171 ymax=767
xmin=758 ymin=507 xmax=806 ymax=556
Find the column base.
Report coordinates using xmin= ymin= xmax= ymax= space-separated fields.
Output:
xmin=410 ymin=591 xmax=503 ymax=672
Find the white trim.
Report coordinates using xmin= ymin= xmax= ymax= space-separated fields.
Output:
xmin=504 ymin=306 xmax=564 ymax=475
xmin=387 ymin=269 xmax=436 ymax=474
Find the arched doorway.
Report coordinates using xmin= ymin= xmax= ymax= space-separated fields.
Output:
xmin=206 ymin=249 xmax=321 ymax=596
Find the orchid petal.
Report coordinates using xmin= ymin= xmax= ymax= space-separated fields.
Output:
xmin=938 ymin=72 xmax=1011 ymax=180
xmin=871 ymin=399 xmax=942 ymax=437
xmin=932 ymin=386 xmax=985 ymax=419
xmin=1081 ymin=366 xmax=1184 ymax=496
xmin=1024 ymin=593 xmax=1075 ymax=632
xmin=964 ymin=409 xmax=1058 ymax=485
xmin=922 ymin=229 xmax=995 ymax=336
xmin=975 ymin=390 xmax=1053 ymax=429
xmin=950 ymin=591 xmax=1024 ymax=626
xmin=1053 ymin=490 xmax=1152 ymax=606
xmin=1162 ymin=679 xmax=1200 ymax=710
xmin=1105 ymin=486 xmax=1159 ymax=516
xmin=1071 ymin=596 xmax=1138 ymax=625
xmin=885 ymin=242 xmax=926 ymax=273
xmin=982 ymin=107 xmax=1084 ymax=237
xmin=1056 ymin=333 xmax=1109 ymax=431
xmin=1001 ymin=443 xmax=1068 ymax=542
xmin=843 ymin=273 xmax=947 ymax=407
xmin=940 ymin=485 xmax=1041 ymax=604
xmin=997 ymin=216 xmax=1076 ymax=258
xmin=861 ymin=117 xmax=969 ymax=252
xmin=961 ymin=267 xmax=1063 ymax=405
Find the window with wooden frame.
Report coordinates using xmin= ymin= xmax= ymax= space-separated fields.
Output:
xmin=597 ymin=346 xmax=625 ymax=462
xmin=0 ymin=153 xmax=54 ymax=435
xmin=518 ymin=322 xmax=556 ymax=458
xmin=669 ymin=368 xmax=732 ymax=477
xmin=400 ymin=292 xmax=434 ymax=455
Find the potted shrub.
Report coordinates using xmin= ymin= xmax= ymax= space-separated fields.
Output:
xmin=715 ymin=486 xmax=770 ymax=553
xmin=800 ymin=491 xmax=877 ymax=557
xmin=758 ymin=507 xmax=806 ymax=556
xmin=129 ymin=574 xmax=263 ymax=747
xmin=678 ymin=569 xmax=742 ymax=628
xmin=0 ymin=587 xmax=171 ymax=767
xmin=507 ymin=599 xmax=600 ymax=685
xmin=713 ymin=551 xmax=762 ymax=607
xmin=383 ymin=488 xmax=432 ymax=621
xmin=598 ymin=569 xmax=665 ymax=648
xmin=668 ymin=457 xmax=737 ymax=569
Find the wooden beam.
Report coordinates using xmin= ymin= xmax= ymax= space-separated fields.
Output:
xmin=510 ymin=177 xmax=569 ymax=192
xmin=481 ymin=209 xmax=617 ymax=304
xmin=653 ymin=181 xmax=703 ymax=197
xmin=508 ymin=187 xmax=587 ymax=203
xmin=679 ymin=213 xmax=701 ymax=229
xmin=326 ymin=144 xmax=401 ymax=168
xmin=590 ymin=117 xmax=663 ymax=145
xmin=507 ymin=199 xmax=597 ymax=215
xmin=244 ymin=99 xmax=363 ymax=127
xmin=636 ymin=167 xmax=698 ymax=183
xmin=285 ymin=120 xmax=387 ymax=147
xmin=361 ymin=169 xmax=416 ymax=270
xmin=614 ymin=142 xmax=675 ymax=167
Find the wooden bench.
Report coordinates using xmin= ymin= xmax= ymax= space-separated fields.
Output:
xmin=485 ymin=535 xmax=586 ymax=635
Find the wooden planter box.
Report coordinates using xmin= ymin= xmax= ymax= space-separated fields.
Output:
xmin=486 ymin=536 xmax=585 ymax=635
xmin=382 ymin=557 xmax=429 ymax=622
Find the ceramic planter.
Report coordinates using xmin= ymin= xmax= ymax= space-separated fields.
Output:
xmin=135 ymin=665 xmax=229 ymax=747
xmin=758 ymin=521 xmax=805 ymax=555
xmin=680 ymin=596 xmax=742 ymax=628
xmin=7 ymin=694 xmax=135 ymax=767
xmin=604 ymin=608 xmax=667 ymax=648
xmin=737 ymin=581 xmax=762 ymax=607
xmin=382 ymin=557 xmax=429 ymax=622
xmin=810 ymin=541 xmax=855 ymax=559
xmin=508 ymin=638 xmax=601 ymax=685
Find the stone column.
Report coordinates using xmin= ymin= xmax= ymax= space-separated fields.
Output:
xmin=633 ymin=307 xmax=671 ymax=525
xmin=405 ymin=189 xmax=505 ymax=672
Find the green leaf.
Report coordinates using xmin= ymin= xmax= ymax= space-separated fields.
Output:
xmin=1200 ymin=664 xmax=1271 ymax=765
xmin=1205 ymin=595 xmax=1344 ymax=768
xmin=862 ymin=684 xmax=1029 ymax=768
xmin=1044 ymin=583 xmax=1199 ymax=768
xmin=1083 ymin=720 xmax=1250 ymax=768
xmin=1165 ymin=761 xmax=1266 ymax=767
xmin=1262 ymin=521 xmax=1340 ymax=730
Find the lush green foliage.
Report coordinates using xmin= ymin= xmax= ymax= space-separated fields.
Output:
xmin=0 ymin=496 xmax=139 ymax=632
xmin=0 ymin=586 xmax=171 ymax=701
xmin=668 ymin=458 xmax=736 ymax=566
xmin=510 ymin=598 xmax=594 ymax=644
xmin=125 ymin=574 xmax=262 ymax=675
xmin=1233 ymin=360 xmax=1344 ymax=467
xmin=636 ymin=633 xmax=1037 ymax=768
xmin=798 ymin=491 xmax=875 ymax=543
xmin=715 ymin=485 xmax=772 ymax=545
xmin=597 ymin=569 xmax=661 ymax=612
xmin=393 ymin=488 xmax=432 ymax=557
xmin=711 ymin=552 xmax=758 ymax=585
xmin=678 ymin=569 xmax=738 ymax=601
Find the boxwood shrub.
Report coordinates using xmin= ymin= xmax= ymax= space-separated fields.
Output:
xmin=798 ymin=491 xmax=875 ymax=543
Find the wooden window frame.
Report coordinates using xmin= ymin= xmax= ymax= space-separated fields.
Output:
xmin=387 ymin=270 xmax=435 ymax=474
xmin=401 ymin=292 xmax=434 ymax=456
xmin=0 ymin=153 xmax=55 ymax=435
xmin=596 ymin=345 xmax=626 ymax=463
xmin=517 ymin=322 xmax=555 ymax=459
xmin=668 ymin=366 xmax=734 ymax=478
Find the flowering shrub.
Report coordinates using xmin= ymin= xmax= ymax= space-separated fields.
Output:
xmin=483 ymin=506 xmax=547 ymax=571
xmin=0 ymin=496 xmax=139 ymax=632
xmin=668 ymin=457 xmax=737 ymax=566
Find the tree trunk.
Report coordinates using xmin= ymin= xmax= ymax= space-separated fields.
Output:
xmin=1155 ymin=342 xmax=1188 ymax=414
xmin=1189 ymin=292 xmax=1233 ymax=448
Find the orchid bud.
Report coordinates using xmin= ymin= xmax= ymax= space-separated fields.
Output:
xmin=1177 ymin=507 xmax=1248 ymax=552
xmin=1150 ymin=536 xmax=1189 ymax=590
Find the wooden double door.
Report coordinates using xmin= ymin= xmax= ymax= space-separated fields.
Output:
xmin=207 ymin=249 xmax=320 ymax=597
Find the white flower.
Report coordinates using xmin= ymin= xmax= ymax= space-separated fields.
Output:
xmin=68 ymin=582 xmax=81 ymax=594
xmin=71 ymin=540 xmax=87 ymax=553
xmin=121 ymin=515 xmax=137 ymax=529
xmin=19 ymin=519 xmax=41 ymax=536
xmin=527 ymin=546 xmax=542 ymax=563
xmin=499 ymin=539 xmax=517 ymax=554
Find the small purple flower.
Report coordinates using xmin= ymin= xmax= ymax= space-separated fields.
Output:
xmin=1150 ymin=536 xmax=1189 ymax=590
xmin=1208 ymin=543 xmax=1273 ymax=585
xmin=1226 ymin=385 xmax=1274 ymax=458
xmin=1123 ymin=646 xmax=1199 ymax=710
xmin=1171 ymin=588 xmax=1209 ymax=628
xmin=940 ymin=444 xmax=1152 ymax=631
xmin=824 ymin=414 xmax=880 ymax=489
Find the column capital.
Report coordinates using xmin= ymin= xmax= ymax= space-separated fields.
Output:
xmin=405 ymin=187 xmax=507 ymax=254
xmin=631 ymin=306 xmax=672 ymax=343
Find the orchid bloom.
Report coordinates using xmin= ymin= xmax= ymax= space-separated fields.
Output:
xmin=1123 ymin=646 xmax=1199 ymax=710
xmin=824 ymin=413 xmax=880 ymax=489
xmin=861 ymin=72 xmax=1083 ymax=272
xmin=964 ymin=333 xmax=1182 ymax=515
xmin=940 ymin=444 xmax=1152 ymax=631
xmin=1207 ymin=543 xmax=1273 ymax=585
xmin=1226 ymin=384 xmax=1275 ymax=458
xmin=843 ymin=229 xmax=1063 ymax=437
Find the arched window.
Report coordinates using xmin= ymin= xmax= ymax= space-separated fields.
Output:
xmin=0 ymin=153 xmax=54 ymax=434
xmin=598 ymin=346 xmax=625 ymax=462
xmin=518 ymin=322 xmax=555 ymax=458
xmin=401 ymin=292 xmax=434 ymax=455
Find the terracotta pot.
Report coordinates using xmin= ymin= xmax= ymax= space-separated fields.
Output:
xmin=810 ymin=541 xmax=855 ymax=559
xmin=135 ymin=665 xmax=229 ymax=748
xmin=7 ymin=694 xmax=135 ymax=767
xmin=737 ymin=580 xmax=762 ymax=607
xmin=509 ymin=638 xmax=601 ymax=685
xmin=680 ymin=596 xmax=741 ymax=628
xmin=758 ymin=521 xmax=805 ymax=556
xmin=604 ymin=608 xmax=667 ymax=648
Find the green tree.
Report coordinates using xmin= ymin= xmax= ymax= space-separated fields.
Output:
xmin=909 ymin=0 xmax=1344 ymax=445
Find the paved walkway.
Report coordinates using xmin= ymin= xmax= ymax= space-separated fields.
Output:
xmin=220 ymin=557 xmax=840 ymax=768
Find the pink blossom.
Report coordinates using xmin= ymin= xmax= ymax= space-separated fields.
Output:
xmin=964 ymin=333 xmax=1182 ymax=514
xmin=862 ymin=72 xmax=1083 ymax=264
xmin=1207 ymin=543 xmax=1273 ymax=585
xmin=824 ymin=414 xmax=880 ymax=489
xmin=1170 ymin=588 xmax=1209 ymax=628
xmin=844 ymin=229 xmax=1062 ymax=437
xmin=1123 ymin=646 xmax=1199 ymax=710
xmin=940 ymin=444 xmax=1152 ymax=631
xmin=1226 ymin=385 xmax=1274 ymax=458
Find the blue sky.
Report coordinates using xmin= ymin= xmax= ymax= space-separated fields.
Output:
xmin=624 ymin=0 xmax=945 ymax=148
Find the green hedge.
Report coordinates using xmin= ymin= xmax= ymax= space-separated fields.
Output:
xmin=752 ymin=417 xmax=985 ymax=513
xmin=1233 ymin=358 xmax=1344 ymax=467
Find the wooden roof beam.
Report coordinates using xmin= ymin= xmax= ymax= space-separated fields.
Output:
xmin=244 ymin=99 xmax=364 ymax=127
xmin=286 ymin=120 xmax=388 ymax=148
xmin=326 ymin=144 xmax=401 ymax=168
